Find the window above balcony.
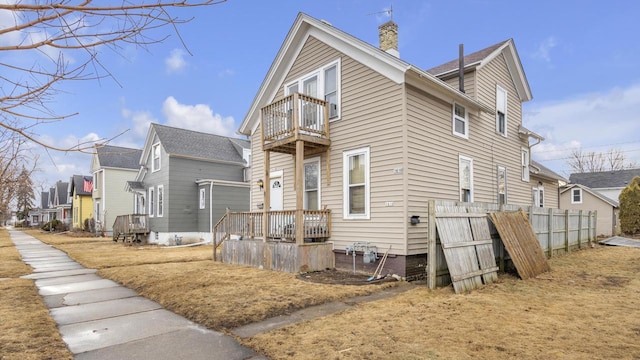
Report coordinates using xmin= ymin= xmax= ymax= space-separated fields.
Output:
xmin=285 ymin=59 xmax=341 ymax=121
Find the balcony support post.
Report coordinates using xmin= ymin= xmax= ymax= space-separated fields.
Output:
xmin=295 ymin=139 xmax=304 ymax=245
xmin=263 ymin=150 xmax=270 ymax=242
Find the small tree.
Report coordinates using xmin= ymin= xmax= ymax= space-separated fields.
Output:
xmin=15 ymin=167 xmax=35 ymax=220
xmin=619 ymin=176 xmax=640 ymax=235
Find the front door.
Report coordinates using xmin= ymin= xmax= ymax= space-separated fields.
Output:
xmin=269 ymin=174 xmax=283 ymax=211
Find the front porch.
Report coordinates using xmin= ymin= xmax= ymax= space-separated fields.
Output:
xmin=213 ymin=209 xmax=333 ymax=272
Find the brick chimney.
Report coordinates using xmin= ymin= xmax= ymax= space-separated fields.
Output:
xmin=378 ymin=20 xmax=399 ymax=57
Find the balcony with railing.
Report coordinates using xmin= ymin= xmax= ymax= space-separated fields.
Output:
xmin=261 ymin=93 xmax=331 ymax=155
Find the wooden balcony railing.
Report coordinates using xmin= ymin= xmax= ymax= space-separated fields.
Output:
xmin=261 ymin=93 xmax=330 ymax=155
xmin=212 ymin=209 xmax=331 ymax=260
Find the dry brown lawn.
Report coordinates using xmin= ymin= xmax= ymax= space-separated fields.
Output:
xmin=28 ymin=230 xmax=396 ymax=331
xmin=0 ymin=228 xmax=73 ymax=360
xmin=14 ymin=229 xmax=640 ymax=359
xmin=243 ymin=246 xmax=640 ymax=360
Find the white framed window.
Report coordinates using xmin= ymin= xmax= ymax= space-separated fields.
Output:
xmin=533 ymin=186 xmax=544 ymax=207
xmin=152 ymin=143 xmax=161 ymax=172
xmin=571 ymin=188 xmax=582 ymax=204
xmin=496 ymin=85 xmax=507 ymax=136
xmin=148 ymin=188 xmax=155 ymax=217
xmin=452 ymin=103 xmax=468 ymax=139
xmin=157 ymin=185 xmax=164 ymax=217
xmin=497 ymin=166 xmax=507 ymax=205
xmin=459 ymin=155 xmax=474 ymax=202
xmin=521 ymin=147 xmax=530 ymax=181
xmin=304 ymin=157 xmax=321 ymax=210
xmin=96 ymin=202 xmax=101 ymax=221
xmin=199 ymin=188 xmax=206 ymax=210
xmin=285 ymin=59 xmax=341 ymax=120
xmin=135 ymin=194 xmax=145 ymax=214
xmin=343 ymin=147 xmax=370 ymax=219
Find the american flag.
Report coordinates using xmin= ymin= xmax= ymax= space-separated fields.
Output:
xmin=83 ymin=177 xmax=93 ymax=193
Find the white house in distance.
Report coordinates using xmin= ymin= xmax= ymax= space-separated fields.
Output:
xmin=91 ymin=145 xmax=143 ymax=235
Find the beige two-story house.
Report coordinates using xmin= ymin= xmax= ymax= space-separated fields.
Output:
xmin=232 ymin=13 xmax=543 ymax=277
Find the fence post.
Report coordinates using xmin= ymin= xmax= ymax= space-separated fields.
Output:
xmin=547 ymin=208 xmax=554 ymax=258
xmin=427 ymin=200 xmax=437 ymax=289
xmin=578 ymin=210 xmax=583 ymax=249
xmin=593 ymin=210 xmax=598 ymax=242
xmin=565 ymin=209 xmax=570 ymax=253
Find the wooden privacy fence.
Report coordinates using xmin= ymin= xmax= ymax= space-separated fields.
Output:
xmin=426 ymin=200 xmax=597 ymax=289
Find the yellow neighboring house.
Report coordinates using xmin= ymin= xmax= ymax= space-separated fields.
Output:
xmin=70 ymin=175 xmax=93 ymax=230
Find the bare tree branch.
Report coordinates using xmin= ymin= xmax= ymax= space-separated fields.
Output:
xmin=0 ymin=0 xmax=227 ymax=152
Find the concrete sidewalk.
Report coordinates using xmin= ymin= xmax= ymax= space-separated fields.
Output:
xmin=10 ymin=229 xmax=266 ymax=360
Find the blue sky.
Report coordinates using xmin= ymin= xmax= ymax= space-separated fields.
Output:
xmin=7 ymin=0 xmax=639 ymax=192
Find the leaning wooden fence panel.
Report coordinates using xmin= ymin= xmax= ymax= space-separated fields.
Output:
xmin=489 ymin=210 xmax=551 ymax=279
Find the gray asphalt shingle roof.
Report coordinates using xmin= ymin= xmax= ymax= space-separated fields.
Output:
xmin=70 ymin=175 xmax=93 ymax=196
xmin=569 ymin=168 xmax=640 ymax=189
xmin=427 ymin=40 xmax=509 ymax=76
xmin=152 ymin=123 xmax=249 ymax=164
xmin=531 ymin=160 xmax=566 ymax=182
xmin=97 ymin=145 xmax=142 ymax=169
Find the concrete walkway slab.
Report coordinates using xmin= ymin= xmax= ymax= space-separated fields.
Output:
xmin=8 ymin=229 xmax=264 ymax=360
xmin=32 ymin=263 xmax=86 ymax=273
xmin=51 ymin=296 xmax=163 ymax=325
xmin=75 ymin=328 xmax=265 ymax=360
xmin=59 ymin=309 xmax=207 ymax=354
xmin=21 ymin=268 xmax=96 ymax=280
xmin=39 ymin=278 xmax=120 ymax=296
xmin=35 ymin=273 xmax=102 ymax=287
xmin=57 ymin=287 xmax=139 ymax=307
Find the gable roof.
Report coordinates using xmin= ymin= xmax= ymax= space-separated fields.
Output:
xmin=568 ymin=168 xmax=640 ymax=189
xmin=239 ymin=12 xmax=498 ymax=135
xmin=70 ymin=175 xmax=93 ymax=196
xmin=531 ymin=160 xmax=566 ymax=182
xmin=41 ymin=192 xmax=49 ymax=209
xmin=427 ymin=39 xmax=532 ymax=102
xmin=96 ymin=145 xmax=142 ymax=170
xmin=143 ymin=123 xmax=249 ymax=166
xmin=54 ymin=181 xmax=69 ymax=206
xmin=561 ymin=184 xmax=619 ymax=207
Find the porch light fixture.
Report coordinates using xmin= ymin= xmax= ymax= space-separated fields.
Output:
xmin=257 ymin=179 xmax=264 ymax=190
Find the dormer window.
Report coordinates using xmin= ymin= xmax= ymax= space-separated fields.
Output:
xmin=453 ymin=103 xmax=468 ymax=139
xmin=285 ymin=59 xmax=341 ymax=120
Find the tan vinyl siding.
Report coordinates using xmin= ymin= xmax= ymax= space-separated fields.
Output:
xmin=251 ymin=36 xmax=407 ymax=254
xmin=560 ymin=189 xmax=616 ymax=236
xmin=405 ymin=54 xmax=530 ymax=254
xmin=443 ymin=70 xmax=476 ymax=99
xmin=475 ymin=53 xmax=531 ymax=205
xmin=530 ymin=176 xmax=560 ymax=209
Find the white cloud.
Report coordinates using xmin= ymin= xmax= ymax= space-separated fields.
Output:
xmin=525 ymin=83 xmax=640 ymax=174
xmin=121 ymin=106 xmax=157 ymax=138
xmin=165 ymin=48 xmax=188 ymax=74
xmin=532 ymin=36 xmax=557 ymax=63
xmin=162 ymin=96 xmax=236 ymax=137
xmin=218 ymin=68 xmax=235 ymax=78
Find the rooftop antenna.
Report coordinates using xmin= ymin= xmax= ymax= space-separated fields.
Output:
xmin=367 ymin=4 xmax=393 ymax=21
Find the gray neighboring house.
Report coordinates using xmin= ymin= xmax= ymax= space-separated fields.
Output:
xmin=568 ymin=168 xmax=640 ymax=202
xmin=50 ymin=180 xmax=71 ymax=225
xmin=127 ymin=123 xmax=250 ymax=245
xmin=91 ymin=145 xmax=143 ymax=235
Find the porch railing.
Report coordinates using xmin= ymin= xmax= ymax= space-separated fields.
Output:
xmin=212 ymin=209 xmax=331 ymax=260
xmin=112 ymin=214 xmax=149 ymax=242
xmin=261 ymin=93 xmax=329 ymax=143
